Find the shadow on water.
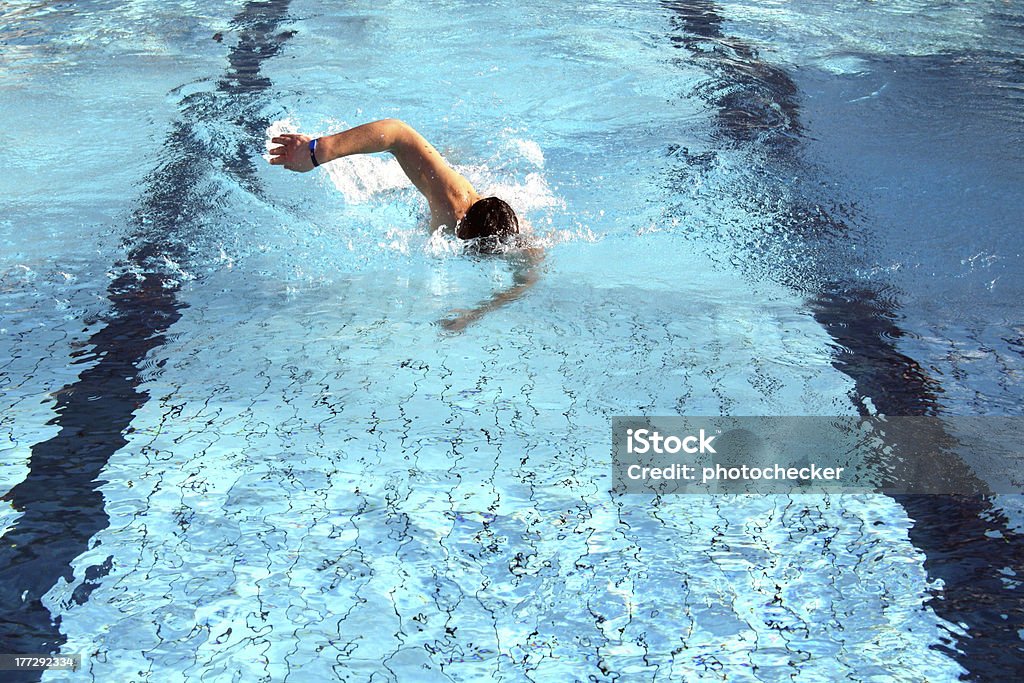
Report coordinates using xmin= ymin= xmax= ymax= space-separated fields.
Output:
xmin=663 ymin=1 xmax=1024 ymax=678
xmin=0 ymin=1 xmax=293 ymax=678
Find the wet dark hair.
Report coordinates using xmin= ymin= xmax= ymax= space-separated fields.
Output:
xmin=456 ymin=197 xmax=519 ymax=253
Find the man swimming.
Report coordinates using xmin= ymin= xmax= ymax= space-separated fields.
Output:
xmin=267 ymin=119 xmax=540 ymax=331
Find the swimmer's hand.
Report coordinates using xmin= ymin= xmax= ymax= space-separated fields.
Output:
xmin=439 ymin=310 xmax=476 ymax=334
xmin=268 ymin=133 xmax=316 ymax=172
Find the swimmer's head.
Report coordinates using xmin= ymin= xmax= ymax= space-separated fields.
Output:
xmin=456 ymin=197 xmax=519 ymax=253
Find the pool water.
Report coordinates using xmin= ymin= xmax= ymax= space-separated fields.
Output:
xmin=1 ymin=0 xmax=1022 ymax=681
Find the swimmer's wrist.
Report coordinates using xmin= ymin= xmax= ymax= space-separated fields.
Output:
xmin=309 ymin=138 xmax=321 ymax=169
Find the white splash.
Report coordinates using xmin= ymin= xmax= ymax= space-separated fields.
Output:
xmin=508 ymin=138 xmax=545 ymax=167
xmin=324 ymin=155 xmax=411 ymax=204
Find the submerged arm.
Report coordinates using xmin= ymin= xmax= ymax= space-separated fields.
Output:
xmin=440 ymin=248 xmax=544 ymax=333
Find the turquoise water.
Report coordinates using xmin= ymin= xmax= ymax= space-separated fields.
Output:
xmin=1 ymin=0 xmax=1023 ymax=681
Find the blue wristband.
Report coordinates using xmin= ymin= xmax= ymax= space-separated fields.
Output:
xmin=309 ymin=138 xmax=320 ymax=167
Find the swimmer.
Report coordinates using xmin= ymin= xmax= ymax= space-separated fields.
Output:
xmin=267 ymin=119 xmax=542 ymax=332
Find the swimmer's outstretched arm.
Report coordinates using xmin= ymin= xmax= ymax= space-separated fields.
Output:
xmin=440 ymin=248 xmax=544 ymax=333
xmin=267 ymin=119 xmax=475 ymax=214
